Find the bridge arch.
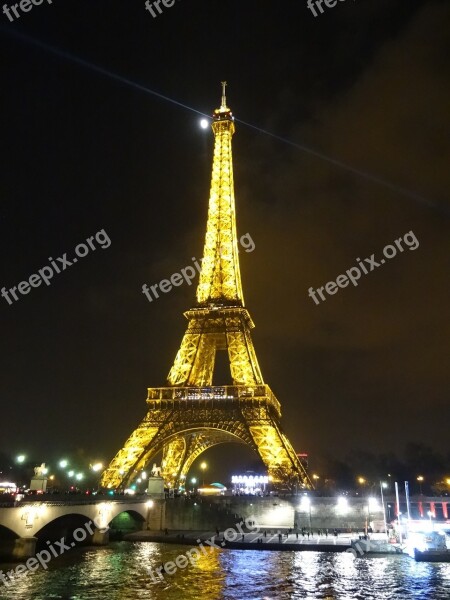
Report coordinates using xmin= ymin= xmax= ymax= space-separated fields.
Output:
xmin=123 ymin=426 xmax=252 ymax=488
xmin=0 ymin=524 xmax=19 ymax=540
xmin=109 ymin=509 xmax=145 ymax=537
xmin=34 ymin=512 xmax=95 ymax=542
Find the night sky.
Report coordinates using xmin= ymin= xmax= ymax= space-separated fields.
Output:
xmin=1 ymin=0 xmax=449 ymax=481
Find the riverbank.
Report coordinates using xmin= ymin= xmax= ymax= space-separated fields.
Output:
xmin=125 ymin=529 xmax=356 ymax=552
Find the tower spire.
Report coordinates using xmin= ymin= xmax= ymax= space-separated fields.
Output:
xmin=196 ymin=83 xmax=242 ymax=305
xmin=220 ymin=80 xmax=228 ymax=110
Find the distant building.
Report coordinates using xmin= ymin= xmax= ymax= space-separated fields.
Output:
xmin=297 ymin=453 xmax=309 ymax=471
xmin=231 ymin=474 xmax=269 ymax=495
xmin=198 ymin=483 xmax=227 ymax=496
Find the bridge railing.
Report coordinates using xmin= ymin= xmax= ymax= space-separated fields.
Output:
xmin=0 ymin=494 xmax=149 ymax=507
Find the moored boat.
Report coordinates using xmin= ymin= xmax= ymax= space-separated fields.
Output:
xmin=414 ymin=548 xmax=450 ymax=562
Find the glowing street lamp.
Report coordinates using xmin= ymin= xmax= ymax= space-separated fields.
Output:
xmin=75 ymin=473 xmax=84 ymax=481
xmin=200 ymin=462 xmax=207 ymax=486
xmin=59 ymin=460 xmax=68 ymax=469
xmin=336 ymin=496 xmax=349 ymax=516
xmin=91 ymin=463 xmax=103 ymax=473
xmin=299 ymin=496 xmax=312 ymax=530
xmin=417 ymin=475 xmax=424 ymax=495
xmin=380 ymin=482 xmax=388 ymax=539
xmin=16 ymin=455 xmax=26 ymax=464
xmin=366 ymin=497 xmax=379 ymax=535
xmin=358 ymin=477 xmax=366 ymax=485
xmin=200 ymin=119 xmax=209 ymax=129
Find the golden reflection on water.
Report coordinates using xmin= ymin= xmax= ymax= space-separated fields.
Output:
xmin=1 ymin=542 xmax=450 ymax=599
xmin=184 ymin=547 xmax=224 ymax=599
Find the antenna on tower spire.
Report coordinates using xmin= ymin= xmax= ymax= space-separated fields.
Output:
xmin=220 ymin=81 xmax=228 ymax=109
xmin=214 ymin=81 xmax=233 ymax=121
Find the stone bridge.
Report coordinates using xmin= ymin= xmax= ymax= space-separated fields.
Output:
xmin=0 ymin=495 xmax=163 ymax=560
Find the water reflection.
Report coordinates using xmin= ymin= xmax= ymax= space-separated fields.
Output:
xmin=0 ymin=543 xmax=449 ymax=600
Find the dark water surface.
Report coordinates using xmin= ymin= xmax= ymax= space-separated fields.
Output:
xmin=1 ymin=542 xmax=449 ymax=599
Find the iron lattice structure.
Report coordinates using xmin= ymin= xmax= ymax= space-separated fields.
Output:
xmin=101 ymin=84 xmax=312 ymax=491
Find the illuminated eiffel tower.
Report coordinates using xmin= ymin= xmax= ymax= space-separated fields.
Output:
xmin=101 ymin=84 xmax=312 ymax=491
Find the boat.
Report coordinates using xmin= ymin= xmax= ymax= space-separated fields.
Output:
xmin=413 ymin=548 xmax=450 ymax=562
xmin=350 ymin=538 xmax=403 ymax=557
xmin=406 ymin=530 xmax=450 ymax=562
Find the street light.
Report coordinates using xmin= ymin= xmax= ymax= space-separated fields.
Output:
xmin=200 ymin=462 xmax=207 ymax=486
xmin=16 ymin=455 xmax=26 ymax=464
xmin=59 ymin=460 xmax=68 ymax=469
xmin=358 ymin=477 xmax=366 ymax=485
xmin=417 ymin=475 xmax=424 ymax=495
xmin=299 ymin=496 xmax=312 ymax=531
xmin=380 ymin=482 xmax=388 ymax=539
xmin=367 ymin=497 xmax=378 ymax=536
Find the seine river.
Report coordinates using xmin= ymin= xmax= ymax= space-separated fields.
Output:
xmin=1 ymin=542 xmax=449 ymax=599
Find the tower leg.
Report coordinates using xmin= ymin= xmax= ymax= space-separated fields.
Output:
xmin=100 ymin=417 xmax=160 ymax=489
xmin=245 ymin=416 xmax=311 ymax=488
xmin=161 ymin=437 xmax=187 ymax=488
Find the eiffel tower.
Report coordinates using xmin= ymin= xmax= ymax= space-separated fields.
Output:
xmin=101 ymin=84 xmax=312 ymax=491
